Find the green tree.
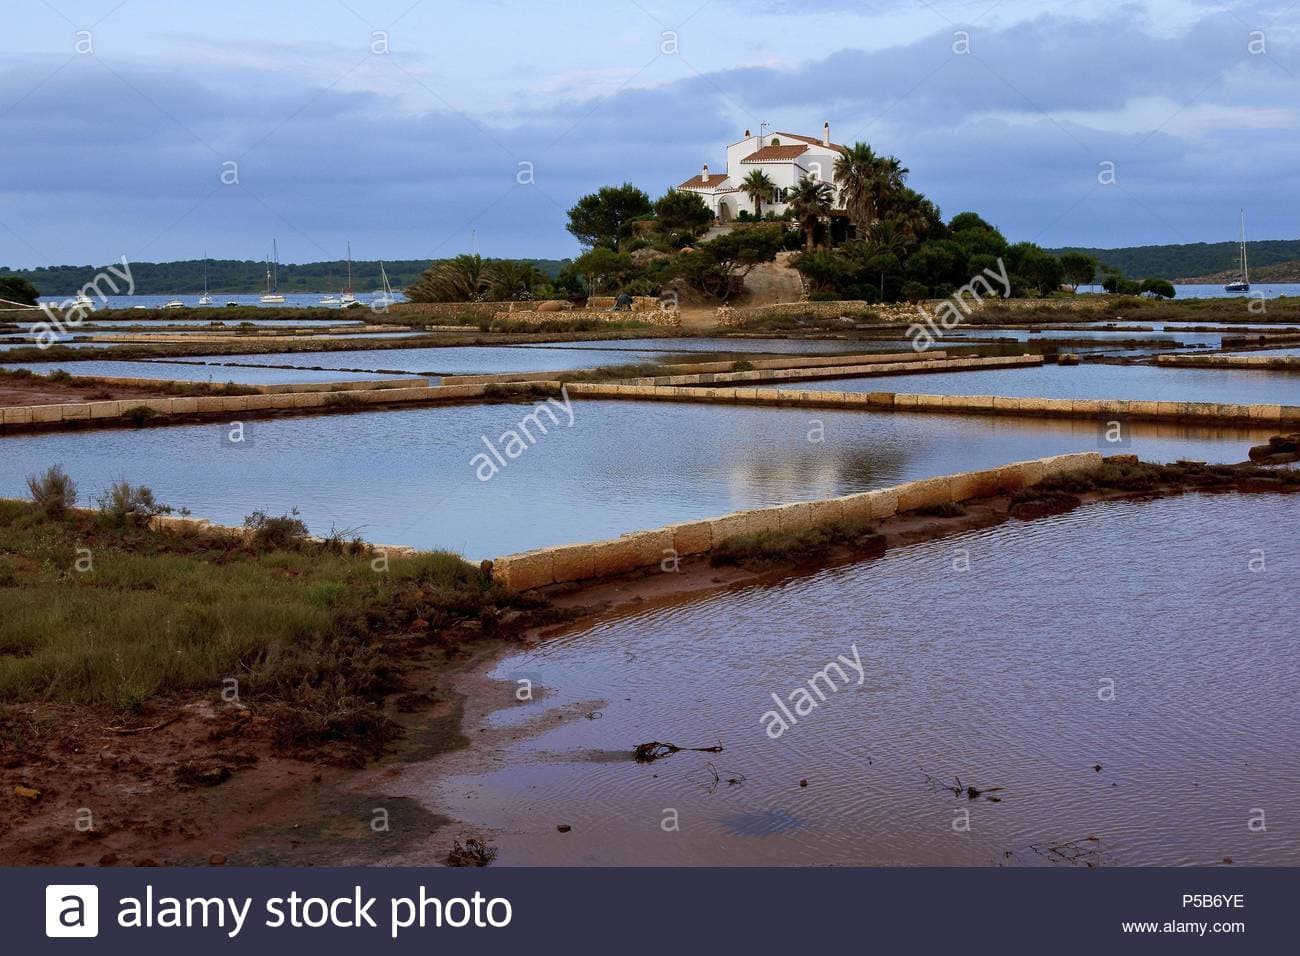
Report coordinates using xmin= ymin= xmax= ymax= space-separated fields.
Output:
xmin=653 ymin=189 xmax=713 ymax=243
xmin=406 ymin=254 xmax=492 ymax=302
xmin=1007 ymin=242 xmax=1064 ymax=297
xmin=1059 ymin=251 xmax=1099 ymax=291
xmin=834 ymin=142 xmax=908 ymax=234
xmin=948 ymin=212 xmax=1009 ymax=259
xmin=792 ymin=249 xmax=853 ymax=295
xmin=0 ymin=276 xmax=40 ymax=306
xmin=566 ymin=183 xmax=653 ymax=250
xmin=740 ymin=170 xmax=776 ymax=219
xmin=788 ymin=179 xmax=835 ymax=251
xmin=670 ymin=224 xmax=784 ymax=299
xmin=486 ymin=260 xmax=548 ymax=300
xmin=572 ymin=247 xmax=637 ymax=295
xmin=859 ymin=220 xmax=910 ymax=300
xmin=888 ymin=188 xmax=942 ymax=244
xmin=1140 ymin=277 xmax=1176 ymax=299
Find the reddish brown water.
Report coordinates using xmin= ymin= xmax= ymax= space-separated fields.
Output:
xmin=423 ymin=493 xmax=1300 ymax=866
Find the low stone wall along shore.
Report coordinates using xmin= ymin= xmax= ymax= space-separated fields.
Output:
xmin=492 ymin=453 xmax=1104 ymax=590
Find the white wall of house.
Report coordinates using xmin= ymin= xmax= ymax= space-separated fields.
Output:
xmin=677 ymin=127 xmax=847 ymax=222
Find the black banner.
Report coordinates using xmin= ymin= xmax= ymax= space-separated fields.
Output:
xmin=13 ymin=867 xmax=1288 ymax=953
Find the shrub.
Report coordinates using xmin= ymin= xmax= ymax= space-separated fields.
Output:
xmin=121 ymin=405 xmax=159 ymax=427
xmin=96 ymin=480 xmax=174 ymax=528
xmin=323 ymin=392 xmax=364 ymax=409
xmin=26 ymin=465 xmax=77 ymax=520
xmin=244 ymin=508 xmax=311 ymax=550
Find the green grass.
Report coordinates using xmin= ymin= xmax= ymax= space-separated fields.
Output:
xmin=0 ymin=499 xmax=520 ymax=739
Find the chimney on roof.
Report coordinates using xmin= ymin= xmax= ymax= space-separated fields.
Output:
xmin=822 ymin=122 xmax=830 ymax=147
xmin=701 ymin=163 xmax=709 ymax=183
xmin=744 ymin=129 xmax=750 ymax=138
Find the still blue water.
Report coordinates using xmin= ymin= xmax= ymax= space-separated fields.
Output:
xmin=777 ymin=362 xmax=1300 ymax=406
xmin=0 ymin=400 xmax=1269 ymax=557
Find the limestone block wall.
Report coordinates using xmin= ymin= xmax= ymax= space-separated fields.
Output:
xmin=1156 ymin=354 xmax=1300 ymax=371
xmin=619 ymin=353 xmax=1039 ymax=387
xmin=558 ymin=380 xmax=1300 ymax=425
xmin=0 ymin=381 xmax=538 ymax=434
xmin=719 ymin=301 xmax=878 ymax=326
xmin=491 ymin=308 xmax=682 ymax=328
xmin=492 ymin=452 xmax=1104 ymax=590
xmin=440 ymin=351 xmax=947 ymax=387
xmin=7 ymin=372 xmax=425 ymax=395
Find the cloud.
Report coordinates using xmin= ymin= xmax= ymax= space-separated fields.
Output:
xmin=0 ymin=4 xmax=1296 ymax=267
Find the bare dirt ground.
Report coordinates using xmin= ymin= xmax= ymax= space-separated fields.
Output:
xmin=0 ymin=381 xmax=170 ymax=407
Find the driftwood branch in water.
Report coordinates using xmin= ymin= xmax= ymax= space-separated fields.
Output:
xmin=633 ymin=740 xmax=724 ymax=763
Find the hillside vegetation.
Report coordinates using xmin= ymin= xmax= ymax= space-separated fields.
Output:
xmin=0 ymin=258 xmax=571 ymax=296
xmin=1048 ymin=239 xmax=1300 ymax=282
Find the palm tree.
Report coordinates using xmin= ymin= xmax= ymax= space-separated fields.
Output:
xmin=834 ymin=142 xmax=909 ymax=235
xmin=788 ymin=178 xmax=834 ymax=251
xmin=889 ymin=188 xmax=941 ymax=243
xmin=862 ymin=219 xmax=909 ymax=301
xmin=741 ymin=170 xmax=776 ymax=219
xmin=406 ymin=254 xmax=491 ymax=302
xmin=486 ymin=260 xmax=546 ymax=300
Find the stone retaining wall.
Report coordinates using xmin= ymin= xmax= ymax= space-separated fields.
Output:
xmin=720 ymin=301 xmax=878 ymax=325
xmin=0 ymin=381 xmax=523 ymax=433
xmin=621 ymin=353 xmax=1039 ymax=387
xmin=492 ymin=452 xmax=1104 ymax=590
xmin=46 ymin=375 xmax=427 ymax=395
xmin=440 ymin=351 xmax=948 ymax=386
xmin=1156 ymin=354 xmax=1300 ymax=371
xmin=86 ymin=331 xmax=411 ymax=344
xmin=492 ymin=308 xmax=682 ymax=328
xmin=559 ymin=380 xmax=1300 ymax=425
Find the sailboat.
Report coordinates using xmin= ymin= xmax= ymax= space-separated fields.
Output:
xmin=373 ymin=261 xmax=397 ymax=308
xmin=260 ymin=240 xmax=287 ymax=303
xmin=340 ymin=242 xmax=358 ymax=307
xmin=1224 ymin=210 xmax=1250 ymax=293
xmin=199 ymin=254 xmax=213 ymax=305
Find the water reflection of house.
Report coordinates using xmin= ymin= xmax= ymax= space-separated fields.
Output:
xmin=677 ymin=123 xmax=848 ymax=224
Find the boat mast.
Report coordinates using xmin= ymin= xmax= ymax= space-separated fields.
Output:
xmin=272 ymin=239 xmax=279 ymax=293
xmin=346 ymin=241 xmax=353 ymax=295
xmin=1240 ymin=209 xmax=1249 ymax=284
xmin=203 ymin=253 xmax=209 ymax=296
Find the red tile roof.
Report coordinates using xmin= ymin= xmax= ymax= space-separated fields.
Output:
xmin=776 ymin=131 xmax=848 ymax=153
xmin=678 ymin=173 xmax=729 ymax=190
xmin=740 ymin=144 xmax=809 ymax=163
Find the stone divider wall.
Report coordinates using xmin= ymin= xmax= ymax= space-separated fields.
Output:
xmin=85 ymin=331 xmax=411 ymax=344
xmin=618 ymin=353 xmax=1039 ymax=387
xmin=1157 ymin=354 xmax=1300 ymax=370
xmin=720 ymin=301 xmax=878 ymax=325
xmin=558 ymin=380 xmax=1300 ymax=425
xmin=40 ymin=375 xmax=427 ymax=395
xmin=0 ymin=381 xmax=525 ymax=433
xmin=440 ymin=351 xmax=948 ymax=387
xmin=492 ymin=452 xmax=1104 ymax=590
xmin=492 ymin=308 xmax=682 ymax=328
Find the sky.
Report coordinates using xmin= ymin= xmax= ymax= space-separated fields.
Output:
xmin=0 ymin=0 xmax=1297 ymax=268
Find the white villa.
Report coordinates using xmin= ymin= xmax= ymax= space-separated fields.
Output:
xmin=677 ymin=123 xmax=848 ymax=223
